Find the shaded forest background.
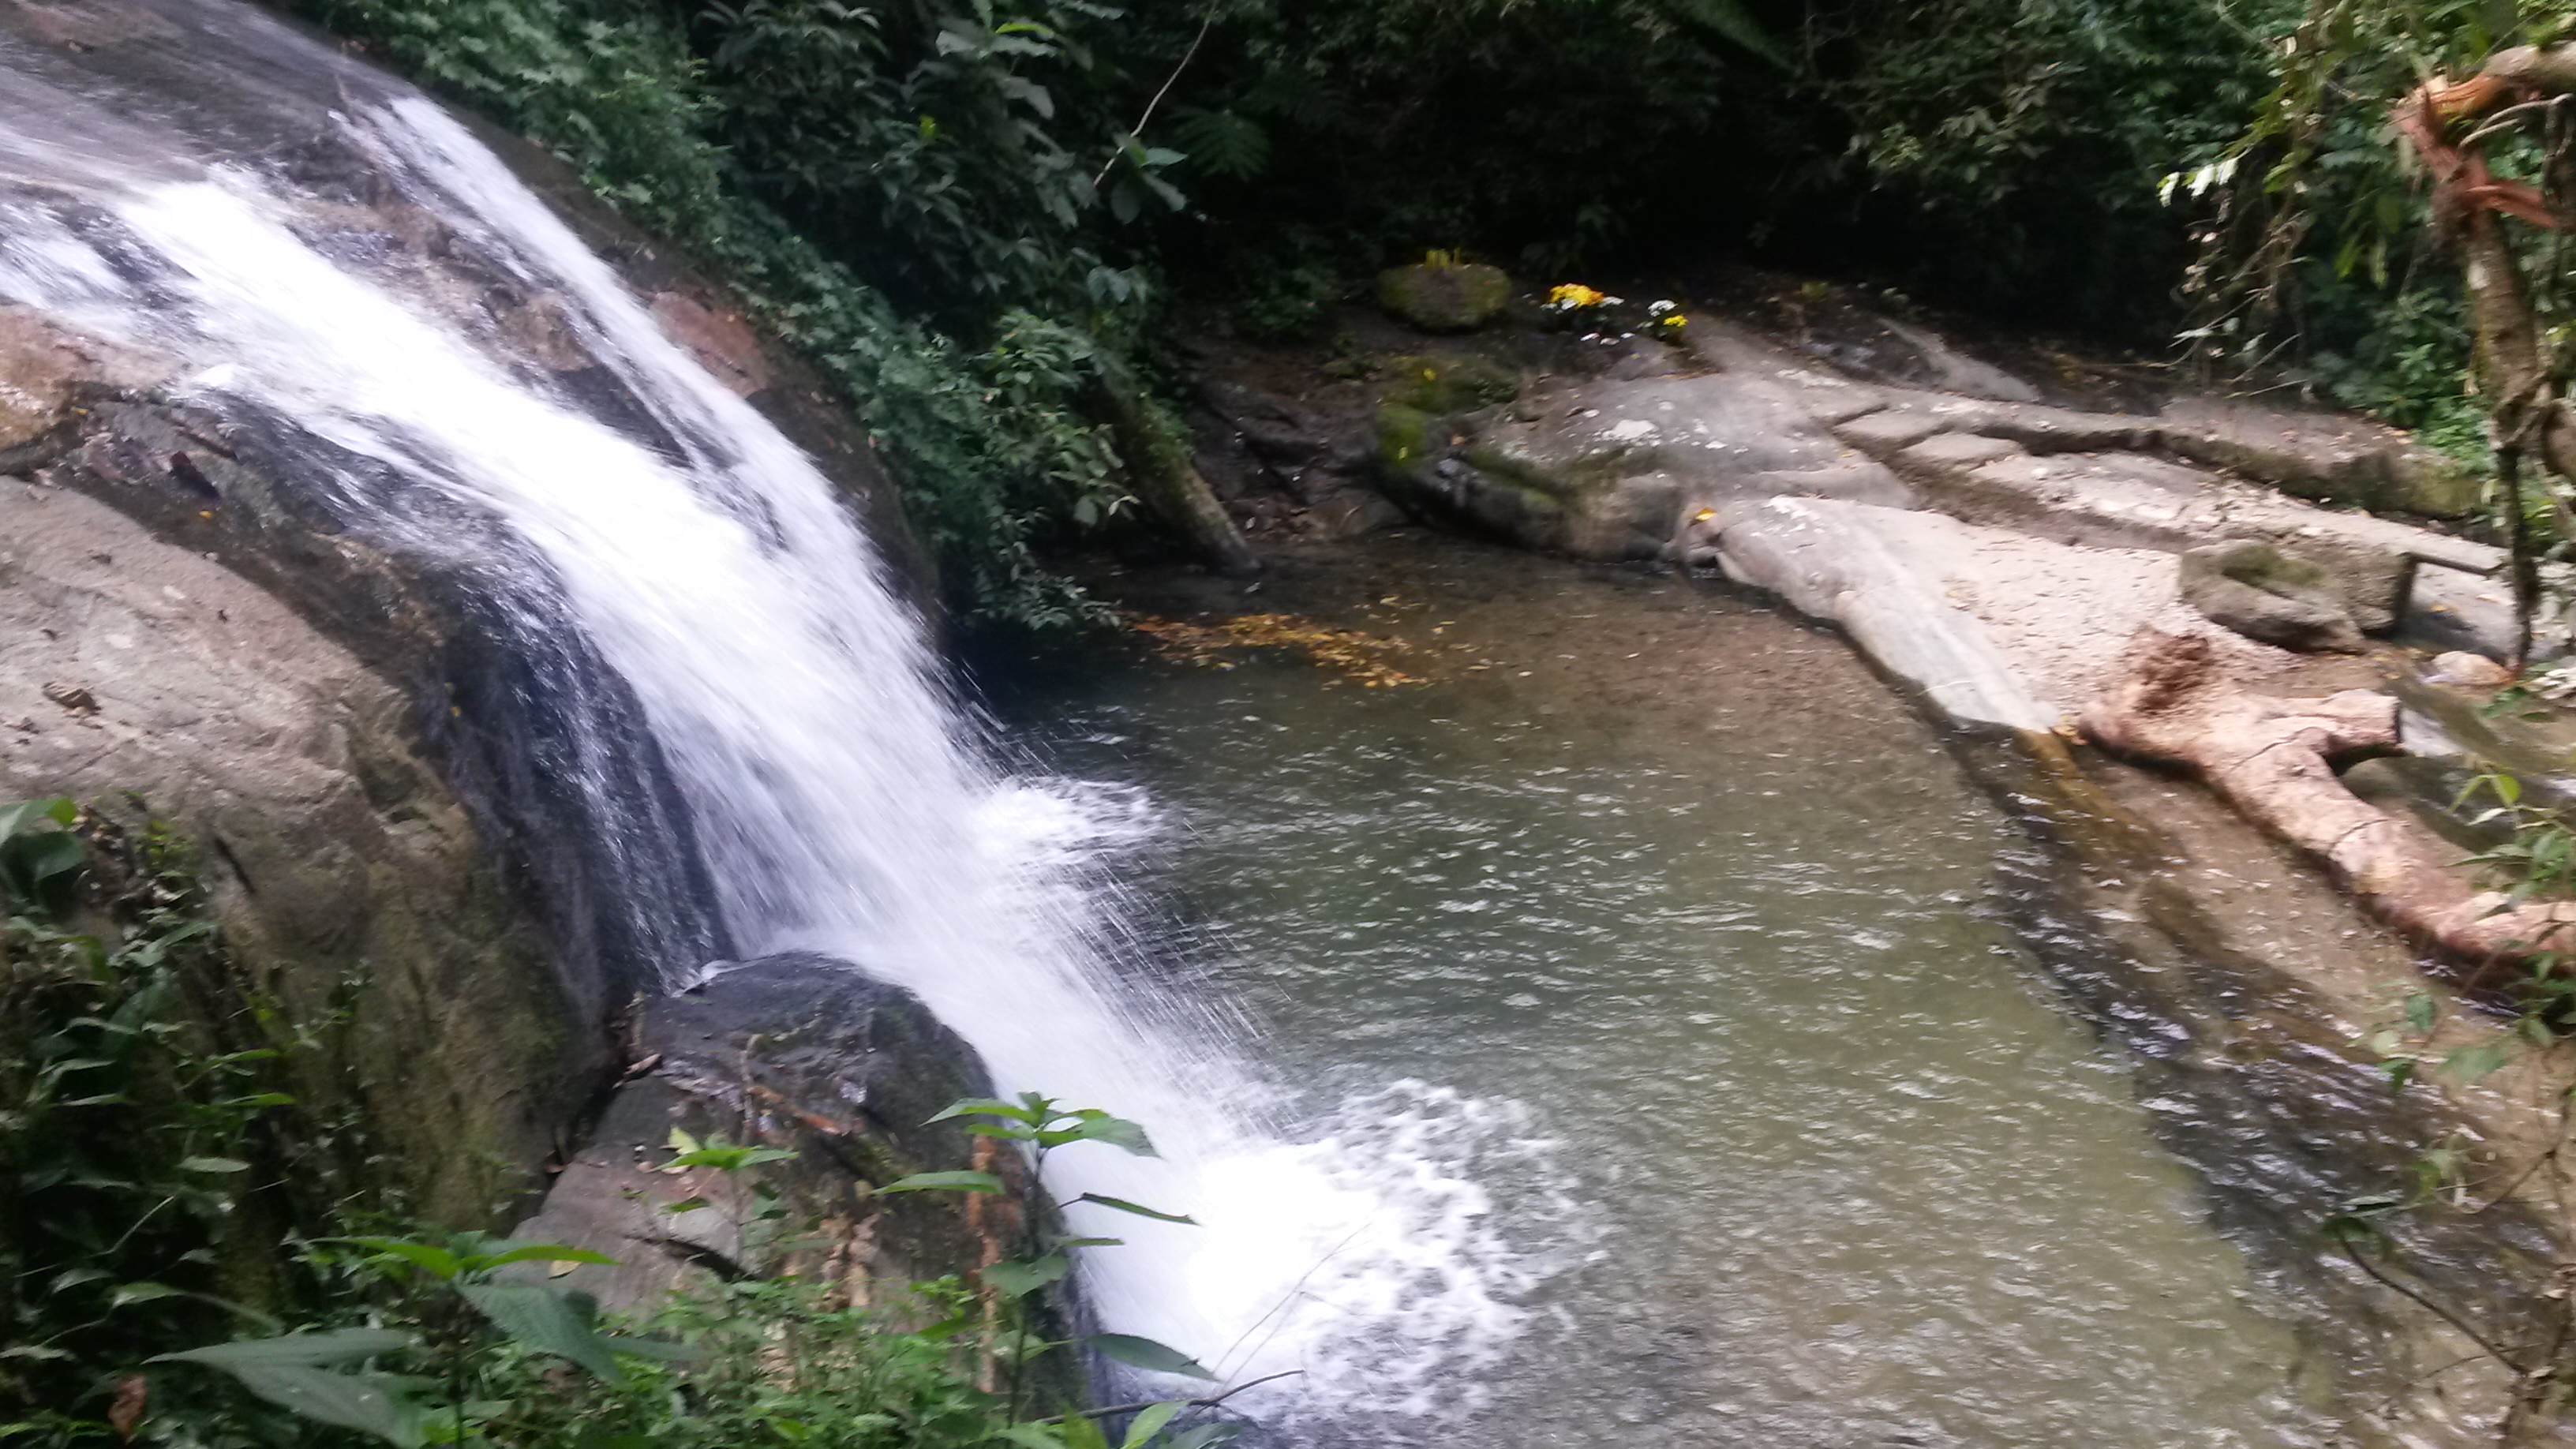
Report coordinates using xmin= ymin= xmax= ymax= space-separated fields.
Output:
xmin=281 ymin=0 xmax=2522 ymax=617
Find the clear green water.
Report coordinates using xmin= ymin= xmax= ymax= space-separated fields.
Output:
xmin=982 ymin=538 xmax=2334 ymax=1447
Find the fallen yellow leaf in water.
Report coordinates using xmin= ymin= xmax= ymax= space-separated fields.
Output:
xmin=1129 ymin=612 xmax=1425 ymax=687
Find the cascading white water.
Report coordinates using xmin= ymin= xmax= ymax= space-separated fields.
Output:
xmin=0 ymin=50 xmax=1549 ymax=1429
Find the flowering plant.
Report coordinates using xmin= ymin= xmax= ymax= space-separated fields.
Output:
xmin=1545 ymin=283 xmax=1689 ymax=342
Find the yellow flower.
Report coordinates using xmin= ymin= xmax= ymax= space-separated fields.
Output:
xmin=1659 ymin=313 xmax=1688 ymax=328
xmin=1548 ymin=283 xmax=1608 ymax=309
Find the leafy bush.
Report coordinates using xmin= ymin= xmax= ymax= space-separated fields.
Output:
xmin=1 ymin=803 xmax=371 ymax=1446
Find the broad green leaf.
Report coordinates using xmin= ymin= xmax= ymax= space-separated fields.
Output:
xmin=1659 ymin=0 xmax=1788 ymax=66
xmin=352 ymin=1239 xmax=462 ymax=1282
xmin=984 ymin=1252 xmax=1070 ymax=1298
xmin=878 ymin=1170 xmax=1004 ymax=1194
xmin=927 ymin=1096 xmax=1035 ymax=1125
xmin=155 ymin=1329 xmax=414 ymax=1368
xmin=998 ymin=1427 xmax=1068 ymax=1449
xmin=1121 ymin=1402 xmax=1183 ymax=1449
xmin=2444 ymin=1042 xmax=2510 ymax=1080
xmin=48 ymin=1265 xmax=111 ymax=1294
xmin=1065 ymin=1112 xmax=1155 ymax=1156
xmin=224 ymin=1365 xmax=426 ymax=1445
xmin=1073 ymin=1193 xmax=1196 ymax=1225
xmin=477 ymin=1245 xmax=619 ymax=1271
xmin=1087 ymin=1333 xmax=1218 ymax=1381
xmin=2404 ymin=991 xmax=2436 ymax=1034
xmin=459 ymin=1283 xmax=624 ymax=1383
xmin=180 ymin=1156 xmax=251 ymax=1174
xmin=111 ymin=1282 xmax=184 ymax=1307
xmin=1161 ymin=1424 xmax=1242 ymax=1449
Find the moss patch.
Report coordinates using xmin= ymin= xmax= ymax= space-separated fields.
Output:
xmin=1381 ymin=353 xmax=1522 ymax=414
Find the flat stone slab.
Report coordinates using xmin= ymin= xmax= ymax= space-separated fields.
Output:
xmin=1714 ymin=496 xmax=2285 ymax=728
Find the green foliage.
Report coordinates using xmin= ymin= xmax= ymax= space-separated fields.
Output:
xmin=1120 ymin=0 xmax=1794 ymax=275
xmin=481 ymin=1275 xmax=1020 ymax=1448
xmin=2179 ymin=2 xmax=2576 ymax=478
xmin=2455 ymin=767 xmax=2576 ymax=907
xmin=889 ymin=1094 xmax=1234 ymax=1441
xmin=287 ymin=0 xmax=1151 ymax=625
xmin=0 ymin=802 xmax=348 ymax=1447
xmin=159 ymin=1231 xmax=682 ymax=1446
xmin=4 ymin=807 xmax=1252 ymax=1446
xmin=1821 ymin=0 xmax=2286 ymax=316
xmin=0 ymin=799 xmax=81 ymax=915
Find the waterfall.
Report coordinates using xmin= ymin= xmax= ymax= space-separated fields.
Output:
xmin=0 ymin=2 xmax=1544 ymax=1430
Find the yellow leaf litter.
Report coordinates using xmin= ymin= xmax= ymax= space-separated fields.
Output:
xmin=1129 ymin=612 xmax=1425 ymax=687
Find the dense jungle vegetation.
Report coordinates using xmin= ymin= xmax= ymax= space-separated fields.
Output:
xmin=275 ymin=0 xmax=2564 ymax=623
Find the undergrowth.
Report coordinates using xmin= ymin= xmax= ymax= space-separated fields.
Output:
xmin=2 ymin=801 xmax=1241 ymax=1447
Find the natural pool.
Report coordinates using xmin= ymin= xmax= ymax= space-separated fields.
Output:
xmin=975 ymin=536 xmax=2337 ymax=1447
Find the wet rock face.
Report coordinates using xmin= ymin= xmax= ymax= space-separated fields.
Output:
xmin=2180 ymin=541 xmax=2367 ymax=653
xmin=517 ymin=953 xmax=1014 ymax=1316
xmin=0 ymin=479 xmax=578 ymax=1218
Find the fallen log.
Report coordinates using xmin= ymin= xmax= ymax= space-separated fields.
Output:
xmin=2080 ymin=630 xmax=2576 ymax=983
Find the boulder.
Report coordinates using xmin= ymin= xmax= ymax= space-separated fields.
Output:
xmin=2427 ymin=650 xmax=2516 ymax=688
xmin=1378 ymin=365 xmax=1911 ymax=562
xmin=2158 ymin=394 xmax=2485 ymax=519
xmin=516 ymin=952 xmax=1015 ymax=1316
xmin=0 ymin=482 xmax=579 ymax=1219
xmin=2179 ymin=540 xmax=2366 ymax=653
xmin=1376 ymin=262 xmax=1511 ymax=332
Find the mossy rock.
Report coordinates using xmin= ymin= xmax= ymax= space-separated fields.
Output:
xmin=1376 ymin=402 xmax=1443 ymax=477
xmin=2382 ymin=449 xmax=2484 ymax=519
xmin=2179 ymin=539 xmax=2364 ymax=652
xmin=1381 ymin=354 xmax=1521 ymax=415
xmin=1376 ymin=263 xmax=1511 ymax=332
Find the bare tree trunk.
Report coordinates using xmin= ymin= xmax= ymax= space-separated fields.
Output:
xmin=1094 ymin=359 xmax=1261 ymax=578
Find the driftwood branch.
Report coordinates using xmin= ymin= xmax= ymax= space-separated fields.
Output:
xmin=2080 ymin=631 xmax=2576 ymax=979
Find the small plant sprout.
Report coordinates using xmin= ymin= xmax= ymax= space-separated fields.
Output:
xmin=882 ymin=1094 xmax=1264 ymax=1448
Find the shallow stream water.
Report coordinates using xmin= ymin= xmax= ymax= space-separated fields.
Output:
xmin=979 ymin=536 xmax=2341 ymax=1447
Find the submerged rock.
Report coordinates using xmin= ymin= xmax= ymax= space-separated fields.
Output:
xmin=2179 ymin=540 xmax=2366 ymax=653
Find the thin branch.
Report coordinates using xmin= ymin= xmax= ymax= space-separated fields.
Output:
xmin=1041 ymin=1370 xmax=1304 ymax=1423
xmin=2341 ymin=1237 xmax=2525 ymax=1372
xmin=2465 ymin=1144 xmax=2563 ymax=1215
xmin=1094 ymin=5 xmax=1216 ymax=189
xmin=2464 ymin=96 xmax=2574 ymax=151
